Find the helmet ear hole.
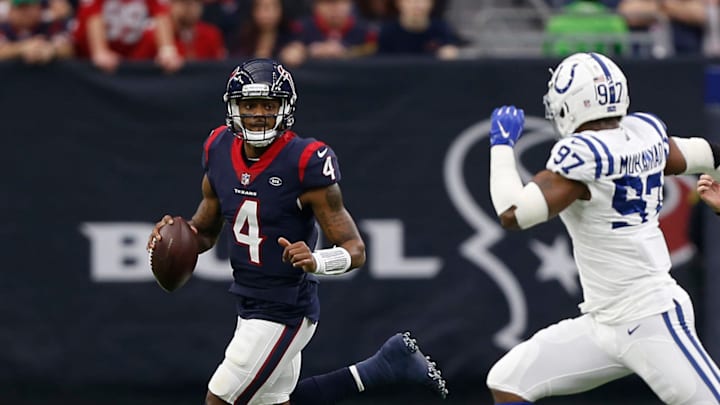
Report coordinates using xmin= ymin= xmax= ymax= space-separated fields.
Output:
xmin=559 ymin=108 xmax=565 ymax=118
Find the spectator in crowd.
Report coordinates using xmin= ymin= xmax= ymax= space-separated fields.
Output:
xmin=227 ymin=0 xmax=304 ymax=65
xmin=0 ymin=0 xmax=72 ymax=25
xmin=0 ymin=0 xmax=73 ymax=63
xmin=73 ymin=0 xmax=183 ymax=73
xmin=705 ymin=0 xmax=720 ymax=55
xmin=45 ymin=0 xmax=72 ymax=22
xmin=134 ymin=0 xmax=226 ymax=61
xmin=201 ymin=0 xmax=242 ymax=44
xmin=355 ymin=0 xmax=393 ymax=28
xmin=543 ymin=0 xmax=629 ymax=57
xmin=201 ymin=0 xmax=308 ymax=49
xmin=0 ymin=0 xmax=9 ymax=22
xmin=290 ymin=0 xmax=377 ymax=60
xmin=618 ymin=0 xmax=707 ymax=55
xmin=376 ymin=0 xmax=460 ymax=59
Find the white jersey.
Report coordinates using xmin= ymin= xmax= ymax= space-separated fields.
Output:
xmin=545 ymin=112 xmax=679 ymax=324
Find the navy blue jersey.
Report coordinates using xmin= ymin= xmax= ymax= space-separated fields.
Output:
xmin=203 ymin=127 xmax=342 ymax=325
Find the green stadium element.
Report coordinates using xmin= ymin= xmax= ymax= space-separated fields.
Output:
xmin=544 ymin=0 xmax=629 ymax=57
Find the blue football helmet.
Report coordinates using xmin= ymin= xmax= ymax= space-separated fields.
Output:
xmin=223 ymin=58 xmax=298 ymax=147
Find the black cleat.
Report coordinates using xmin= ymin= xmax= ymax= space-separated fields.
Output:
xmin=359 ymin=331 xmax=449 ymax=399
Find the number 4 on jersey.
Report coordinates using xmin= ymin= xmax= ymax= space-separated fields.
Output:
xmin=322 ymin=156 xmax=336 ymax=180
xmin=233 ymin=199 xmax=263 ymax=264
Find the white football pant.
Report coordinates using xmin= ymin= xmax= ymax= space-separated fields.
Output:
xmin=487 ymin=290 xmax=720 ymax=404
xmin=208 ymin=317 xmax=317 ymax=404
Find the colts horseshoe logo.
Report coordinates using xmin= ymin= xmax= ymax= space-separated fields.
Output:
xmin=553 ymin=63 xmax=578 ymax=94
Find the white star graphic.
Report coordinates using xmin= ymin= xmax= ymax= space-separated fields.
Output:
xmin=529 ymin=236 xmax=579 ymax=295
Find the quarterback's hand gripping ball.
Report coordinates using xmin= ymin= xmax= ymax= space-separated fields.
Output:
xmin=490 ymin=105 xmax=525 ymax=147
xmin=148 ymin=216 xmax=199 ymax=292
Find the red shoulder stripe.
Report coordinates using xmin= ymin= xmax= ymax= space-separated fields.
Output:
xmin=203 ymin=125 xmax=227 ymax=167
xmin=298 ymin=141 xmax=326 ymax=183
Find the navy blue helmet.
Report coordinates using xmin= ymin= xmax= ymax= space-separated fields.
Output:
xmin=223 ymin=58 xmax=298 ymax=147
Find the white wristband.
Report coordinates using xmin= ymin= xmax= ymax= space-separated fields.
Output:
xmin=312 ymin=246 xmax=351 ymax=275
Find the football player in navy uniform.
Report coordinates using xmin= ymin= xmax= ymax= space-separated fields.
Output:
xmin=148 ymin=58 xmax=447 ymax=405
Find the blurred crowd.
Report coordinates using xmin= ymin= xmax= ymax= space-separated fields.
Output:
xmin=0 ymin=0 xmax=462 ymax=72
xmin=0 ymin=0 xmax=718 ymax=74
xmin=544 ymin=0 xmax=720 ymax=58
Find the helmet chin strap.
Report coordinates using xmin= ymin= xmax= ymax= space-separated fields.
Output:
xmin=242 ymin=128 xmax=277 ymax=147
xmin=228 ymin=99 xmax=289 ymax=148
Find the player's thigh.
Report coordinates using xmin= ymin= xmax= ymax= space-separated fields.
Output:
xmin=486 ymin=315 xmax=631 ymax=401
xmin=251 ymin=350 xmax=303 ymax=405
xmin=208 ymin=317 xmax=317 ymax=405
xmin=623 ymin=298 xmax=720 ymax=405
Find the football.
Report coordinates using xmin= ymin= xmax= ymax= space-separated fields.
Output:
xmin=149 ymin=216 xmax=199 ymax=292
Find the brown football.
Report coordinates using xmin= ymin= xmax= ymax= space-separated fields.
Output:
xmin=149 ymin=216 xmax=199 ymax=292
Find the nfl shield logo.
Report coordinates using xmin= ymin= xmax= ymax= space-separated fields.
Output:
xmin=241 ymin=173 xmax=251 ymax=186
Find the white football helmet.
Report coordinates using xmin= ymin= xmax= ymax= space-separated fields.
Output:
xmin=544 ymin=52 xmax=630 ymax=137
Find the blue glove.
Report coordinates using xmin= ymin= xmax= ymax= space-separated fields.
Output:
xmin=490 ymin=105 xmax=525 ymax=147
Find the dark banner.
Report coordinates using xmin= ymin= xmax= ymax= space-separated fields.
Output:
xmin=0 ymin=58 xmax=709 ymax=391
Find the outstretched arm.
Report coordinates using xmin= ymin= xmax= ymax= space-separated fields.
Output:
xmin=666 ymin=135 xmax=720 ymax=176
xmin=498 ymin=170 xmax=589 ymax=230
xmin=488 ymin=105 xmax=589 ymax=230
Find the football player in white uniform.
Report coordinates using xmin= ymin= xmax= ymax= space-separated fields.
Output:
xmin=486 ymin=52 xmax=720 ymax=405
